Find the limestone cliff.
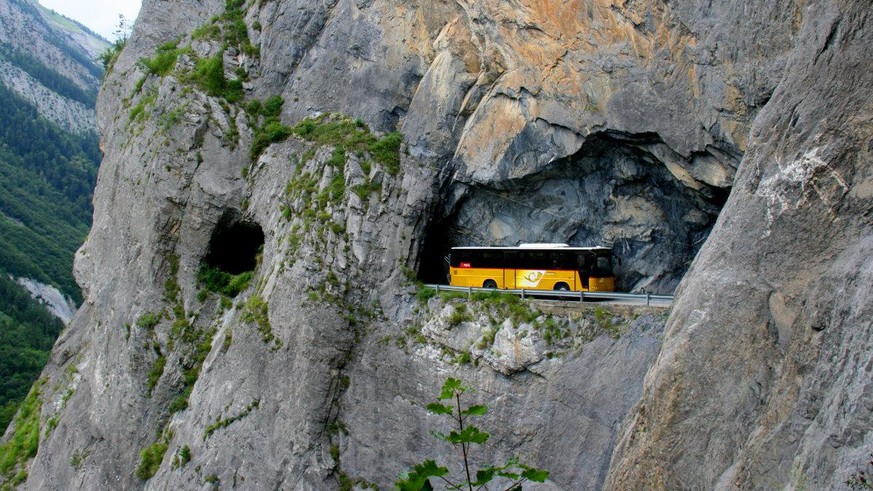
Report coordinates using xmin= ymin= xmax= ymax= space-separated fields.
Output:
xmin=607 ymin=3 xmax=873 ymax=488
xmin=4 ymin=0 xmax=871 ymax=489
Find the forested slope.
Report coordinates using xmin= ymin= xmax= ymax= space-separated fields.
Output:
xmin=0 ymin=0 xmax=104 ymax=436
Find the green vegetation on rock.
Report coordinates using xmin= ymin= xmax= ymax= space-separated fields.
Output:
xmin=197 ymin=265 xmax=252 ymax=298
xmin=140 ymin=39 xmax=187 ymax=77
xmin=241 ymin=295 xmax=280 ymax=350
xmin=203 ymin=399 xmax=260 ymax=439
xmin=0 ymin=379 xmax=44 ymax=483
xmin=188 ymin=53 xmax=243 ymax=103
xmin=136 ymin=430 xmax=171 ymax=481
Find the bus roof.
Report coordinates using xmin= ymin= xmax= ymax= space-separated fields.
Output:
xmin=451 ymin=244 xmax=612 ymax=252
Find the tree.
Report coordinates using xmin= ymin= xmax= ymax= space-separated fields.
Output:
xmin=98 ymin=14 xmax=132 ymax=71
xmin=396 ymin=378 xmax=550 ymax=491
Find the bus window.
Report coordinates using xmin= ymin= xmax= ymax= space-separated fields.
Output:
xmin=481 ymin=250 xmax=504 ymax=268
xmin=451 ymin=250 xmax=472 ymax=268
xmin=519 ymin=251 xmax=549 ymax=269
xmin=594 ymin=255 xmax=612 ymax=275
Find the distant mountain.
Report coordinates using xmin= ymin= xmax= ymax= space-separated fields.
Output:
xmin=0 ymin=0 xmax=106 ymax=430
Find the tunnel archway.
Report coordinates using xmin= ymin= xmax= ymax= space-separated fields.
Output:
xmin=416 ymin=131 xmax=735 ymax=294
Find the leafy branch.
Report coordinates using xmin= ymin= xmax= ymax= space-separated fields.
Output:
xmin=396 ymin=378 xmax=549 ymax=491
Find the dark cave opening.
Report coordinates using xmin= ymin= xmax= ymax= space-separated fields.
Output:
xmin=203 ymin=211 xmax=265 ymax=275
xmin=415 ymin=132 xmax=735 ymax=294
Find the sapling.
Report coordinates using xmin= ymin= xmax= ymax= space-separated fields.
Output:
xmin=396 ymin=378 xmax=549 ymax=491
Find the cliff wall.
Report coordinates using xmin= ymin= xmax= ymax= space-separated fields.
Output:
xmin=4 ymin=0 xmax=871 ymax=489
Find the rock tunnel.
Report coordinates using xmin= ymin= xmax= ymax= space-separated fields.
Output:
xmin=203 ymin=210 xmax=265 ymax=275
xmin=417 ymin=132 xmax=734 ymax=294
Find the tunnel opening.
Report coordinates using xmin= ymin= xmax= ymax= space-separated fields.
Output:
xmin=203 ymin=211 xmax=264 ymax=274
xmin=198 ymin=210 xmax=265 ymax=297
xmin=416 ymin=131 xmax=735 ymax=294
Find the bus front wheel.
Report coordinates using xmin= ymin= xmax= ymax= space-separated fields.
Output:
xmin=554 ymin=283 xmax=570 ymax=292
xmin=483 ymin=280 xmax=497 ymax=289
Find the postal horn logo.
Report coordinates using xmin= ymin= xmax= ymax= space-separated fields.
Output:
xmin=524 ymin=271 xmax=544 ymax=283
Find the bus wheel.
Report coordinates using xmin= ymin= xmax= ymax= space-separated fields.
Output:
xmin=483 ymin=280 xmax=497 ymax=289
xmin=554 ymin=283 xmax=570 ymax=292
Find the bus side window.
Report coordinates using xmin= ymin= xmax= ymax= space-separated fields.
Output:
xmin=595 ymin=256 xmax=611 ymax=274
xmin=482 ymin=250 xmax=502 ymax=268
xmin=576 ymin=254 xmax=588 ymax=271
xmin=454 ymin=251 xmax=471 ymax=267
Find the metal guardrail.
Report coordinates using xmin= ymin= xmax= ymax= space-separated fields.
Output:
xmin=422 ymin=284 xmax=673 ymax=306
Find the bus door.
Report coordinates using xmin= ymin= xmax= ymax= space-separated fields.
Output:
xmin=504 ymin=251 xmax=517 ymax=289
xmin=576 ymin=253 xmax=591 ymax=290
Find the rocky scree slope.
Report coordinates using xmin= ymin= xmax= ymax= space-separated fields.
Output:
xmin=4 ymin=0 xmax=869 ymax=489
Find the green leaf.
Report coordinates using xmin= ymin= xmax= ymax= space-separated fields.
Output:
xmin=439 ymin=377 xmax=465 ymax=400
xmin=396 ymin=460 xmax=449 ymax=490
xmin=521 ymin=468 xmax=550 ymax=482
xmin=497 ymin=471 xmax=520 ymax=480
xmin=426 ymin=403 xmax=454 ymax=416
xmin=461 ymin=405 xmax=487 ymax=416
xmin=413 ymin=459 xmax=448 ymax=478
xmin=473 ymin=467 xmax=496 ymax=485
xmin=446 ymin=426 xmax=489 ymax=445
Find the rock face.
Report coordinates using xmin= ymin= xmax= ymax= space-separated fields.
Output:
xmin=606 ymin=2 xmax=873 ymax=488
xmin=5 ymin=0 xmax=871 ymax=490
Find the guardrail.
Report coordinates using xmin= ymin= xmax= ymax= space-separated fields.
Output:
xmin=422 ymin=284 xmax=673 ymax=306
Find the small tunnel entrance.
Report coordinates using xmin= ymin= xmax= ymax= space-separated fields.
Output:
xmin=415 ymin=131 xmax=735 ymax=294
xmin=203 ymin=210 xmax=265 ymax=275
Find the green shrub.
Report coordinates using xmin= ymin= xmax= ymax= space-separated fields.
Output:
xmin=128 ymin=91 xmax=157 ymax=123
xmin=241 ymin=295 xmax=280 ymax=349
xmin=289 ymin=115 xmax=402 ymax=175
xmin=140 ymin=40 xmax=185 ymax=77
xmin=326 ymin=146 xmax=346 ymax=168
xmin=136 ymin=440 xmax=169 ymax=480
xmin=476 ymin=328 xmax=497 ymax=349
xmin=367 ymin=131 xmax=402 ymax=175
xmin=250 ymin=119 xmax=293 ymax=160
xmin=0 ymin=379 xmax=43 ymax=478
xmin=136 ymin=312 xmax=161 ymax=329
xmin=98 ymin=38 xmax=126 ymax=72
xmin=168 ymin=393 xmax=190 ymax=413
xmin=594 ymin=307 xmax=620 ymax=339
xmin=172 ymin=445 xmax=191 ymax=469
xmin=446 ymin=304 xmax=472 ymax=327
xmin=188 ymin=54 xmax=243 ymax=103
xmin=262 ymin=95 xmax=283 ymax=116
xmin=196 ymin=265 xmax=252 ymax=297
xmin=146 ymin=356 xmax=166 ymax=393
xmin=416 ymin=287 xmax=436 ymax=303
xmin=327 ymin=170 xmax=345 ymax=203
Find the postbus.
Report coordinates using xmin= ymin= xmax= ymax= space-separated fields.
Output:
xmin=447 ymin=243 xmax=616 ymax=292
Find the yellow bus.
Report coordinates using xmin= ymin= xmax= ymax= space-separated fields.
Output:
xmin=448 ymin=243 xmax=616 ymax=292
